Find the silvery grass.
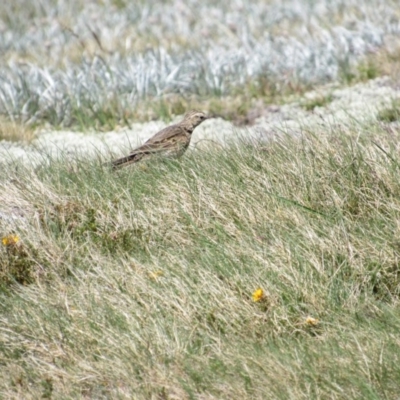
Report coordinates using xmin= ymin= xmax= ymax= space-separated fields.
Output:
xmin=1 ymin=121 xmax=400 ymax=398
xmin=0 ymin=0 xmax=399 ymax=126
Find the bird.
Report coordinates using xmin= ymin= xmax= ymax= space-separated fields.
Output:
xmin=109 ymin=110 xmax=208 ymax=169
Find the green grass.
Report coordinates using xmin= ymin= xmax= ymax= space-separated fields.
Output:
xmin=1 ymin=123 xmax=400 ymax=398
xmin=301 ymin=93 xmax=334 ymax=111
xmin=377 ymin=99 xmax=400 ymax=123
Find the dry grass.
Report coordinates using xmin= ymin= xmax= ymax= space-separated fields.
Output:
xmin=1 ymin=121 xmax=400 ymax=398
xmin=367 ymin=38 xmax=400 ymax=82
xmin=0 ymin=117 xmax=36 ymax=142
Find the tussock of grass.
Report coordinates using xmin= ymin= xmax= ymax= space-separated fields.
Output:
xmin=0 ymin=117 xmax=36 ymax=142
xmin=377 ymin=99 xmax=400 ymax=123
xmin=1 ymin=124 xmax=400 ymax=398
xmin=301 ymin=93 xmax=334 ymax=111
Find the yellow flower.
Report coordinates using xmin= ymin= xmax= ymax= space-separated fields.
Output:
xmin=305 ymin=316 xmax=319 ymax=326
xmin=2 ymin=235 xmax=20 ymax=246
xmin=252 ymin=288 xmax=264 ymax=302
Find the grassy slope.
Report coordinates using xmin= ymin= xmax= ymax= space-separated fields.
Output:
xmin=1 ymin=122 xmax=400 ymax=399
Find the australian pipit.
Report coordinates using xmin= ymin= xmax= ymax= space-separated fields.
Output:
xmin=109 ymin=110 xmax=208 ymax=169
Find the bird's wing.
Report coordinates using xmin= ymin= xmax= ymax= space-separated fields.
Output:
xmin=131 ymin=125 xmax=187 ymax=154
xmin=145 ymin=124 xmax=186 ymax=144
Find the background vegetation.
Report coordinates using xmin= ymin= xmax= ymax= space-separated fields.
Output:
xmin=0 ymin=0 xmax=400 ymax=130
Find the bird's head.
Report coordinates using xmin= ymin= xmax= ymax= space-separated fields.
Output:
xmin=182 ymin=110 xmax=208 ymax=130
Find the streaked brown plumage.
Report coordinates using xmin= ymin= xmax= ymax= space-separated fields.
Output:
xmin=110 ymin=110 xmax=208 ymax=169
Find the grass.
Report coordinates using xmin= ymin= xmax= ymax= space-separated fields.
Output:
xmin=1 ymin=0 xmax=399 ymax=131
xmin=1 ymin=122 xmax=400 ymax=398
xmin=0 ymin=116 xmax=36 ymax=142
xmin=0 ymin=45 xmax=396 ymax=132
xmin=300 ymin=93 xmax=334 ymax=111
xmin=377 ymin=99 xmax=400 ymax=123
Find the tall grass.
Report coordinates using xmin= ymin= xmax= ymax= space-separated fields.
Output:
xmin=1 ymin=122 xmax=400 ymax=398
xmin=0 ymin=0 xmax=399 ymax=128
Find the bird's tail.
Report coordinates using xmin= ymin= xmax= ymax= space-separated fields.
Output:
xmin=105 ymin=152 xmax=144 ymax=170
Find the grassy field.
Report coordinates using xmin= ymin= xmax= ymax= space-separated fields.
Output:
xmin=2 ymin=122 xmax=400 ymax=398
xmin=1 ymin=0 xmax=400 ymax=131
xmin=2 ymin=0 xmax=400 ymax=398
